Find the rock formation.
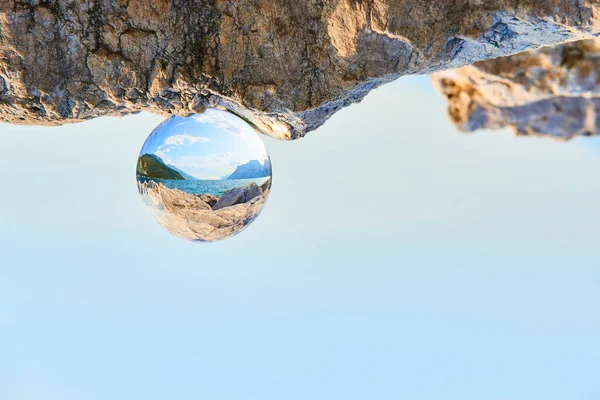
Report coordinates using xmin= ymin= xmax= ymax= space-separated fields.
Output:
xmin=198 ymin=194 xmax=218 ymax=208
xmin=432 ymin=38 xmax=600 ymax=139
xmin=213 ymin=182 xmax=262 ymax=210
xmin=2 ymin=1 xmax=600 ymax=139
xmin=138 ymin=180 xmax=270 ymax=242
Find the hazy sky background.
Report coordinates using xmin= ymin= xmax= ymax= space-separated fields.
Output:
xmin=0 ymin=76 xmax=599 ymax=400
xmin=141 ymin=110 xmax=270 ymax=179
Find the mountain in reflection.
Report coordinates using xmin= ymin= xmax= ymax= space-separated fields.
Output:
xmin=223 ymin=159 xmax=272 ymax=180
xmin=432 ymin=38 xmax=600 ymax=140
xmin=168 ymin=164 xmax=198 ymax=181
xmin=137 ymin=154 xmax=186 ymax=180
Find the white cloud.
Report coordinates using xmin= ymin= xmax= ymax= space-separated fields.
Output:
xmin=154 ymin=150 xmax=171 ymax=164
xmin=193 ymin=109 xmax=247 ymax=137
xmin=194 ymin=110 xmax=269 ymax=162
xmin=175 ymin=152 xmax=245 ymax=173
xmin=163 ymin=134 xmax=211 ymax=147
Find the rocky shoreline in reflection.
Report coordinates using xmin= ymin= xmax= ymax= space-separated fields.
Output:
xmin=138 ymin=178 xmax=271 ymax=242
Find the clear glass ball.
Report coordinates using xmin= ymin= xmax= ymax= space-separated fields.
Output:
xmin=137 ymin=109 xmax=272 ymax=242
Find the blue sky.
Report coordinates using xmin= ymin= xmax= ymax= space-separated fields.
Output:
xmin=1 ymin=76 xmax=599 ymax=400
xmin=141 ymin=110 xmax=270 ymax=179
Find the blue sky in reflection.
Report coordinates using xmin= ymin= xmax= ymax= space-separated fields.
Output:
xmin=140 ymin=110 xmax=269 ymax=179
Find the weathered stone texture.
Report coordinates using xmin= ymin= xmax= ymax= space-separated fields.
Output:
xmin=138 ymin=180 xmax=270 ymax=242
xmin=2 ymin=1 xmax=600 ymax=139
xmin=432 ymin=38 xmax=600 ymax=139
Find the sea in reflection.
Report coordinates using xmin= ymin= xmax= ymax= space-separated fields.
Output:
xmin=137 ymin=177 xmax=271 ymax=197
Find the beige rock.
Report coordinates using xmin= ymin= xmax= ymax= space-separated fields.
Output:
xmin=213 ymin=183 xmax=262 ymax=211
xmin=138 ymin=181 xmax=269 ymax=242
xmin=259 ymin=177 xmax=272 ymax=194
xmin=197 ymin=194 xmax=219 ymax=208
xmin=2 ymin=1 xmax=600 ymax=138
xmin=432 ymin=38 xmax=600 ymax=139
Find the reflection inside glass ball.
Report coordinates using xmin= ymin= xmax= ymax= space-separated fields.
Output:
xmin=136 ymin=109 xmax=272 ymax=242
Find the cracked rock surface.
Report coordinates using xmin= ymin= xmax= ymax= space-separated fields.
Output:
xmin=2 ymin=0 xmax=600 ymax=139
xmin=432 ymin=38 xmax=600 ymax=140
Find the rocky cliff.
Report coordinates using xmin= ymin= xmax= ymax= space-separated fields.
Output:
xmin=2 ymin=1 xmax=600 ymax=139
xmin=226 ymin=159 xmax=271 ymax=180
xmin=137 ymin=153 xmax=186 ymax=180
xmin=432 ymin=38 xmax=600 ymax=139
